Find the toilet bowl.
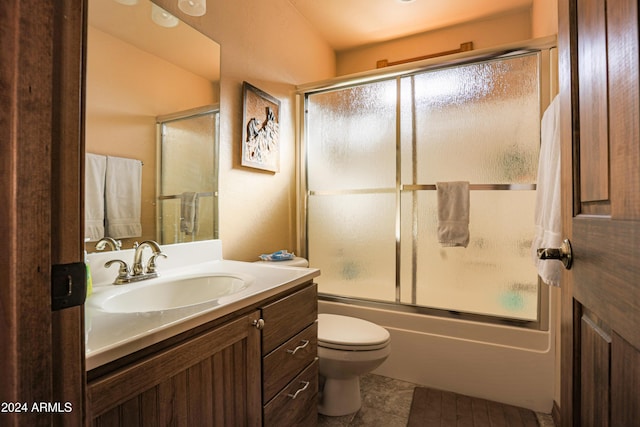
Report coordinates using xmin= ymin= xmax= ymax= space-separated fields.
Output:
xmin=317 ymin=313 xmax=391 ymax=416
xmin=254 ymin=255 xmax=391 ymax=416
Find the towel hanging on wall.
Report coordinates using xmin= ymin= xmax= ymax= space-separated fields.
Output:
xmin=105 ymin=156 xmax=142 ymax=239
xmin=436 ymin=181 xmax=470 ymax=247
xmin=85 ymin=153 xmax=107 ymax=242
xmin=531 ymin=94 xmax=562 ymax=286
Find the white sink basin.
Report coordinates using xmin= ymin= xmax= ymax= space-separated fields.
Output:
xmin=91 ymin=274 xmax=253 ymax=313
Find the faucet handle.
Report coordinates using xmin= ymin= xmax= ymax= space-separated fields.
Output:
xmin=146 ymin=253 xmax=167 ymax=274
xmin=104 ymin=259 xmax=131 ymax=285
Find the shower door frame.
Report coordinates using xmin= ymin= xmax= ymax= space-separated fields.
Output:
xmin=297 ymin=36 xmax=557 ymax=330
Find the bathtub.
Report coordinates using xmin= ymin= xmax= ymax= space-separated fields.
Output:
xmin=318 ymin=289 xmax=557 ymax=413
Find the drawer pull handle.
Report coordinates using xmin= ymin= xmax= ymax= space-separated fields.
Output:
xmin=286 ymin=340 xmax=310 ymax=355
xmin=287 ymin=381 xmax=310 ymax=399
xmin=252 ymin=318 xmax=265 ymax=330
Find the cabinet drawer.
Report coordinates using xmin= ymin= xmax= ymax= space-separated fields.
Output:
xmin=264 ymin=322 xmax=317 ymax=402
xmin=261 ymin=284 xmax=317 ymax=355
xmin=263 ymin=359 xmax=318 ymax=427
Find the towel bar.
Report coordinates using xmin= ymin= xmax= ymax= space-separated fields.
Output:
xmin=402 ymin=184 xmax=536 ymax=191
xmin=158 ymin=192 xmax=215 ymax=200
xmin=307 ymin=184 xmax=536 ymax=197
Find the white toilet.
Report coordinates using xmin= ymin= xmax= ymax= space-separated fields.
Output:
xmin=317 ymin=313 xmax=391 ymax=416
xmin=255 ymin=255 xmax=391 ymax=416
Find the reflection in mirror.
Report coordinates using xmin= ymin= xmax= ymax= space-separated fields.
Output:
xmin=157 ymin=106 xmax=219 ymax=244
xmin=85 ymin=0 xmax=220 ymax=252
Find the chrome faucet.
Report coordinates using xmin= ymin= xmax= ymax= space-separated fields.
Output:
xmin=95 ymin=237 xmax=122 ymax=251
xmin=104 ymin=240 xmax=167 ymax=285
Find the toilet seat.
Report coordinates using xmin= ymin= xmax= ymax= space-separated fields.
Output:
xmin=318 ymin=313 xmax=390 ymax=351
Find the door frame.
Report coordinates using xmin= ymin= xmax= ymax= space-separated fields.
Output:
xmin=0 ymin=0 xmax=86 ymax=425
xmin=558 ymin=0 xmax=579 ymax=423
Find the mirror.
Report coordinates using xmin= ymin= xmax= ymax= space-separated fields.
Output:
xmin=85 ymin=0 xmax=220 ymax=252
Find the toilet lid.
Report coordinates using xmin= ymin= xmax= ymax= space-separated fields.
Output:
xmin=318 ymin=313 xmax=390 ymax=350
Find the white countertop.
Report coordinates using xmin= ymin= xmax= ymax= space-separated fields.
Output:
xmin=85 ymin=241 xmax=319 ymax=370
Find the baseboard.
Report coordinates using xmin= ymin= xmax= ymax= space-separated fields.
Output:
xmin=552 ymin=400 xmax=561 ymax=426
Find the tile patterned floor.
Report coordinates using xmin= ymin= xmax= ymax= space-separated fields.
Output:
xmin=317 ymin=374 xmax=556 ymax=427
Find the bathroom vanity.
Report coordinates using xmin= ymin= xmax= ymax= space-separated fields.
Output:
xmin=85 ymin=241 xmax=320 ymax=426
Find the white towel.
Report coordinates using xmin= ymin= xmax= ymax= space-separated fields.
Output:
xmin=180 ymin=192 xmax=199 ymax=235
xmin=85 ymin=153 xmax=106 ymax=242
xmin=105 ymin=156 xmax=142 ymax=239
xmin=531 ymin=95 xmax=562 ymax=287
xmin=436 ymin=181 xmax=470 ymax=247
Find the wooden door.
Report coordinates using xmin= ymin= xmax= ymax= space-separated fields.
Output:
xmin=1 ymin=0 xmax=86 ymax=425
xmin=558 ymin=0 xmax=640 ymax=425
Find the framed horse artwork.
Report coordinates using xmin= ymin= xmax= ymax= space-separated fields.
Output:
xmin=241 ymin=82 xmax=281 ymax=172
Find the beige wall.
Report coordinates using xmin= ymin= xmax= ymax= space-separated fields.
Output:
xmin=335 ymin=1 xmax=559 ymax=77
xmin=336 ymin=8 xmax=532 ymax=76
xmin=533 ymin=0 xmax=559 ymax=38
xmin=85 ymin=26 xmax=216 ymax=249
xmin=155 ymin=0 xmax=336 ymax=261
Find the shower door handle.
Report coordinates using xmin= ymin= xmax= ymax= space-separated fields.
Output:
xmin=537 ymin=238 xmax=573 ymax=270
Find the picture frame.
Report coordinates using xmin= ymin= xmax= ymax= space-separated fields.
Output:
xmin=241 ymin=82 xmax=281 ymax=172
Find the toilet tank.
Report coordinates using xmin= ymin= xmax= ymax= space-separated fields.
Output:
xmin=254 ymin=257 xmax=309 ymax=268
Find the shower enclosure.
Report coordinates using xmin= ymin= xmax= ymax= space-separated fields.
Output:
xmin=156 ymin=105 xmax=219 ymax=244
xmin=300 ymin=40 xmax=556 ymax=327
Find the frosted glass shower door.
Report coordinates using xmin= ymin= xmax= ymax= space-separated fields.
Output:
xmin=157 ymin=108 xmax=218 ymax=244
xmin=399 ymin=54 xmax=541 ymax=320
xmin=306 ymin=81 xmax=398 ymax=302
xmin=304 ymin=51 xmax=545 ymax=322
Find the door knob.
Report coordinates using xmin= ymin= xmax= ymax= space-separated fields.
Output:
xmin=537 ymin=238 xmax=573 ymax=270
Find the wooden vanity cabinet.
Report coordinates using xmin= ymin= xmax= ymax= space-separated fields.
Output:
xmin=260 ymin=283 xmax=319 ymax=427
xmin=88 ymin=310 xmax=263 ymax=426
xmin=87 ymin=281 xmax=318 ymax=427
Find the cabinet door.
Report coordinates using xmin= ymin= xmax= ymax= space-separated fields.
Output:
xmin=88 ymin=311 xmax=262 ymax=426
